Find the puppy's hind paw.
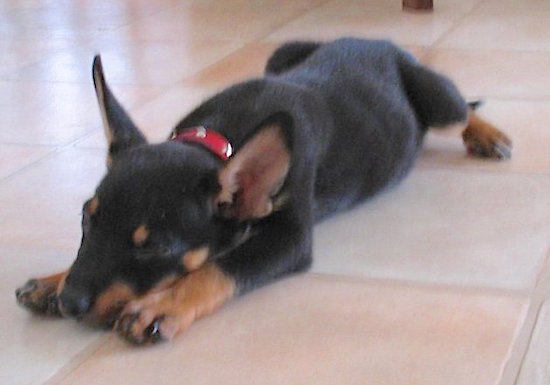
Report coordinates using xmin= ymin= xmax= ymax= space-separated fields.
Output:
xmin=463 ymin=130 xmax=512 ymax=160
xmin=462 ymin=114 xmax=512 ymax=160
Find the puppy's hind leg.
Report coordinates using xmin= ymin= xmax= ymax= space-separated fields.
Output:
xmin=265 ymin=41 xmax=321 ymax=75
xmin=397 ymin=50 xmax=512 ymax=160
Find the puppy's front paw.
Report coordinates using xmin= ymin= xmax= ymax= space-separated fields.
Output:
xmin=114 ymin=264 xmax=235 ymax=346
xmin=16 ymin=278 xmax=61 ymax=316
xmin=115 ymin=293 xmax=190 ymax=345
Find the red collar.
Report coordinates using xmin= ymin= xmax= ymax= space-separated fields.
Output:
xmin=171 ymin=126 xmax=233 ymax=161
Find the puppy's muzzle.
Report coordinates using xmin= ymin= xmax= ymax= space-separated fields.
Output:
xmin=58 ymin=287 xmax=91 ymax=319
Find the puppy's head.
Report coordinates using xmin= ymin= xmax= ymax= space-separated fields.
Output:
xmin=57 ymin=56 xmax=290 ymax=326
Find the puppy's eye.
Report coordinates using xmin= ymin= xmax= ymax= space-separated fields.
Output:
xmin=158 ymin=246 xmax=171 ymax=258
xmin=135 ymin=249 xmax=154 ymax=262
xmin=135 ymin=245 xmax=172 ymax=262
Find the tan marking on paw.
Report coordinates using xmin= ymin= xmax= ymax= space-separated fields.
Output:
xmin=149 ymin=274 xmax=179 ymax=293
xmin=116 ymin=264 xmax=235 ymax=344
xmin=182 ymin=246 xmax=210 ymax=272
xmin=462 ymin=112 xmax=512 ymax=160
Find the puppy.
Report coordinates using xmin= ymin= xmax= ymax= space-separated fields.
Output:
xmin=16 ymin=38 xmax=511 ymax=344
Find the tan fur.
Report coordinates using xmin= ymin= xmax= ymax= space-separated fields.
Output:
xmin=462 ymin=112 xmax=512 ymax=159
xmin=118 ymin=264 xmax=236 ymax=342
xmin=91 ymin=281 xmax=136 ymax=321
xmin=132 ymin=224 xmax=149 ymax=247
xmin=182 ymin=246 xmax=210 ymax=272
xmin=87 ymin=197 xmax=99 ymax=216
xmin=54 ymin=272 xmax=68 ymax=296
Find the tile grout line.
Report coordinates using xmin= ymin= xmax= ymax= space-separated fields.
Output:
xmin=0 ymin=141 xmax=59 ymax=148
xmin=0 ymin=148 xmax=61 ymax=184
xmin=40 ymin=335 xmax=113 ymax=385
xmin=101 ymin=2 xmax=185 ymax=37
xmin=416 ymin=162 xmax=550 ymax=177
xmin=508 ymin=301 xmax=544 ymax=385
xmin=242 ymin=0 xmax=335 ymax=44
xmin=428 ymin=0 xmax=490 ymax=51
xmin=177 ymin=0 xmax=334 ymax=86
xmin=495 ymin=299 xmax=536 ymax=385
xmin=307 ymin=271 xmax=530 ymax=299
xmin=502 ymin=246 xmax=550 ymax=385
xmin=0 ymin=142 xmax=107 ymax=185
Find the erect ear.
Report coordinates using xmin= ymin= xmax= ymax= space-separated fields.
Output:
xmin=217 ymin=124 xmax=291 ymax=220
xmin=92 ymin=55 xmax=146 ymax=167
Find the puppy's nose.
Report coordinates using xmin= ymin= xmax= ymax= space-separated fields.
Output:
xmin=58 ymin=288 xmax=91 ymax=319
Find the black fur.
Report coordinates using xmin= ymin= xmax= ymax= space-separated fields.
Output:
xmin=33 ymin=38 xmax=470 ymax=320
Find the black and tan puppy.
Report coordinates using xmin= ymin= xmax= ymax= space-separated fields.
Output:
xmin=16 ymin=38 xmax=511 ymax=345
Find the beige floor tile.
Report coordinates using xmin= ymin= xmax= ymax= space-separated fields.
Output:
xmin=0 ymin=81 xmax=99 ymax=146
xmin=6 ymin=39 xmax=243 ymax=86
xmin=0 ymin=0 xmax=181 ymax=40
xmin=0 ymin=81 xmax=160 ymax=146
xmin=113 ymin=0 xmax=327 ymax=45
xmin=474 ymin=0 xmax=550 ymax=14
xmin=0 ymin=148 xmax=106 ymax=249
xmin=1 ymin=244 xmax=105 ymax=385
xmin=439 ymin=0 xmax=550 ymax=51
xmin=534 ymin=251 xmax=550 ymax=298
xmin=419 ymin=100 xmax=550 ymax=174
xmin=517 ymin=301 xmax=550 ymax=385
xmin=265 ymin=0 xmax=477 ymax=46
xmin=51 ymin=275 xmax=526 ymax=385
xmin=76 ymin=86 xmax=217 ymax=148
xmin=0 ymin=144 xmax=54 ymax=180
xmin=183 ymin=42 xmax=280 ymax=88
xmin=0 ymin=39 xmax=77 ymax=77
xmin=423 ymin=49 xmax=550 ymax=99
xmin=182 ymin=0 xmax=327 ymax=13
xmin=313 ymin=168 xmax=550 ymax=290
xmin=439 ymin=15 xmax=550 ymax=51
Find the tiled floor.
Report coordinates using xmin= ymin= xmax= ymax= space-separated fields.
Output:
xmin=1 ymin=1 xmax=548 ymax=385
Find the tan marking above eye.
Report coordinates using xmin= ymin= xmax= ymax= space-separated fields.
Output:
xmin=87 ymin=197 xmax=100 ymax=216
xmin=132 ymin=224 xmax=149 ymax=247
xmin=182 ymin=247 xmax=210 ymax=272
